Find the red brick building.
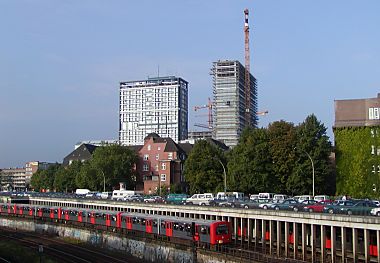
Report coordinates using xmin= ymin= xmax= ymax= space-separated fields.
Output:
xmin=135 ymin=133 xmax=192 ymax=194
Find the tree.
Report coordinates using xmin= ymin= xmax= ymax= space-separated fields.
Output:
xmin=86 ymin=145 xmax=138 ymax=191
xmin=184 ymin=140 xmax=225 ymax=194
xmin=31 ymin=163 xmax=61 ymax=192
xmin=291 ymin=114 xmax=333 ymax=195
xmin=54 ymin=161 xmax=82 ymax=192
xmin=268 ymin=121 xmax=298 ymax=193
xmin=228 ymin=128 xmax=275 ymax=194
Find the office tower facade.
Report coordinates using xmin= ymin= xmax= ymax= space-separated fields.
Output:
xmin=119 ymin=76 xmax=188 ymax=146
xmin=211 ymin=60 xmax=257 ymax=147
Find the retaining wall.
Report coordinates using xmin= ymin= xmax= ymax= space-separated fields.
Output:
xmin=0 ymin=218 xmax=239 ymax=263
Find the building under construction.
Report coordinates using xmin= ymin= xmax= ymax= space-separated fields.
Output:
xmin=211 ymin=60 xmax=258 ymax=147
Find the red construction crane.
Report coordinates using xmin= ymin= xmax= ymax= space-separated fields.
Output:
xmin=193 ymin=97 xmax=213 ymax=129
xmin=244 ymin=8 xmax=251 ymax=127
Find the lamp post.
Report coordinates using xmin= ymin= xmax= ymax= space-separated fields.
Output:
xmin=101 ymin=171 xmax=105 ymax=192
xmin=215 ymin=158 xmax=227 ymax=194
xmin=294 ymin=147 xmax=315 ymax=197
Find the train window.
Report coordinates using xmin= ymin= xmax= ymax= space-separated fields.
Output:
xmin=161 ymin=222 xmax=166 ymax=229
xmin=200 ymin=226 xmax=207 ymax=234
xmin=112 ymin=216 xmax=117 ymax=221
xmin=153 ymin=221 xmax=157 ymax=227
xmin=216 ymin=224 xmax=229 ymax=235
xmin=174 ymin=223 xmax=179 ymax=230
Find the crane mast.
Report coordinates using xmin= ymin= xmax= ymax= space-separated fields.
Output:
xmin=244 ymin=8 xmax=251 ymax=127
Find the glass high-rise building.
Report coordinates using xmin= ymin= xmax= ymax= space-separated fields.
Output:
xmin=119 ymin=76 xmax=188 ymax=145
xmin=211 ymin=60 xmax=257 ymax=147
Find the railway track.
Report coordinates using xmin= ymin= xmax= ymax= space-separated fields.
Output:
xmin=0 ymin=227 xmax=144 ymax=263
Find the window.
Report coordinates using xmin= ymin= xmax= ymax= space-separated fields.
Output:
xmin=161 ymin=163 xmax=166 ymax=170
xmin=147 ymin=145 xmax=151 ymax=151
xmin=143 ymin=163 xmax=149 ymax=171
xmin=158 ymin=146 xmax=161 ymax=151
xmin=155 ymin=164 xmax=159 ymax=171
xmin=156 ymin=154 xmax=159 ymax=160
xmin=168 ymin=153 xmax=173 ymax=160
xmin=143 ymin=154 xmax=149 ymax=161
xmin=161 ymin=174 xmax=166 ymax=181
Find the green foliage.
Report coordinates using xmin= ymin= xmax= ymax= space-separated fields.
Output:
xmin=30 ymin=163 xmax=61 ymax=191
xmin=31 ymin=145 xmax=138 ymax=192
xmin=184 ymin=140 xmax=225 ymax=194
xmin=89 ymin=145 xmax=138 ymax=191
xmin=225 ymin=114 xmax=333 ymax=196
xmin=292 ymin=114 xmax=333 ymax=195
xmin=228 ymin=128 xmax=275 ymax=193
xmin=54 ymin=161 xmax=82 ymax=192
xmin=335 ymin=126 xmax=380 ymax=198
xmin=268 ymin=121 xmax=297 ymax=193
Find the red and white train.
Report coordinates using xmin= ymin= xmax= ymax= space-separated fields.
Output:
xmin=0 ymin=203 xmax=231 ymax=246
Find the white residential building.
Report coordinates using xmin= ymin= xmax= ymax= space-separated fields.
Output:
xmin=119 ymin=76 xmax=188 ymax=145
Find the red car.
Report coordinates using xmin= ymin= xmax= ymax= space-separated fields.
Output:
xmin=303 ymin=200 xmax=333 ymax=213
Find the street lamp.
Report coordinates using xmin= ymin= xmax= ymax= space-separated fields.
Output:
xmin=101 ymin=171 xmax=105 ymax=192
xmin=294 ymin=147 xmax=315 ymax=197
xmin=215 ymin=158 xmax=227 ymax=194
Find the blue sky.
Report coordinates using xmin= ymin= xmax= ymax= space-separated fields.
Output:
xmin=1 ymin=1 xmax=379 ymax=168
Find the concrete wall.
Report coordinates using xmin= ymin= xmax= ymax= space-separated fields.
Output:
xmin=0 ymin=218 xmax=239 ymax=263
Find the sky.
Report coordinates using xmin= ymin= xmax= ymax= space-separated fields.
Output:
xmin=1 ymin=0 xmax=379 ymax=168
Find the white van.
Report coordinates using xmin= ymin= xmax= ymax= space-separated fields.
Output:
xmin=112 ymin=190 xmax=136 ymax=201
xmin=216 ymin=192 xmax=244 ymax=200
xmin=273 ymin=194 xmax=288 ymax=201
xmin=258 ymin=193 xmax=276 ymax=199
xmin=294 ymin=195 xmax=313 ymax=203
xmin=100 ymin=192 xmax=112 ymax=199
xmin=185 ymin=193 xmax=214 ymax=206
xmin=75 ymin=189 xmax=90 ymax=196
xmin=314 ymin=195 xmax=330 ymax=202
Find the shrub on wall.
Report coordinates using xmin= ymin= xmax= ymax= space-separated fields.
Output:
xmin=335 ymin=126 xmax=380 ymax=198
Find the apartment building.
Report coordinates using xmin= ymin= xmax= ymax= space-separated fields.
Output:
xmin=119 ymin=76 xmax=188 ymax=146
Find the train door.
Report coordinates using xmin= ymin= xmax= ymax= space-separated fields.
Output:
xmin=198 ymin=225 xmax=210 ymax=244
xmin=29 ymin=207 xmax=34 ymax=216
xmin=165 ymin=222 xmax=173 ymax=237
xmin=78 ymin=211 xmax=83 ymax=223
xmin=50 ymin=208 xmax=55 ymax=219
xmin=126 ymin=217 xmax=133 ymax=230
xmin=57 ymin=208 xmax=62 ymax=220
xmin=146 ymin=219 xmax=152 ymax=233
xmin=90 ymin=212 xmax=96 ymax=225
xmin=18 ymin=206 xmax=23 ymax=215
xmin=116 ymin=213 xmax=122 ymax=228
xmin=106 ymin=214 xmax=111 ymax=227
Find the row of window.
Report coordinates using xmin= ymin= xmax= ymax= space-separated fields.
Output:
xmin=143 ymin=162 xmax=167 ymax=171
xmin=143 ymin=153 xmax=173 ymax=160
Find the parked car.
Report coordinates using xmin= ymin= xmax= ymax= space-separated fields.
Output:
xmin=123 ymin=194 xmax=144 ymax=202
xmin=240 ymin=199 xmax=269 ymax=209
xmin=185 ymin=193 xmax=214 ymax=206
xmin=370 ymin=207 xmax=380 ymax=216
xmin=258 ymin=199 xmax=277 ymax=210
xmin=165 ymin=194 xmax=188 ymax=205
xmin=292 ymin=199 xmax=319 ymax=212
xmin=323 ymin=200 xmax=358 ymax=214
xmin=100 ymin=192 xmax=112 ymax=199
xmin=144 ymin=196 xmax=165 ymax=203
xmin=338 ymin=200 xmax=378 ymax=215
xmin=218 ymin=197 xmax=246 ymax=208
xmin=269 ymin=199 xmax=299 ymax=211
xmin=303 ymin=200 xmax=333 ymax=213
